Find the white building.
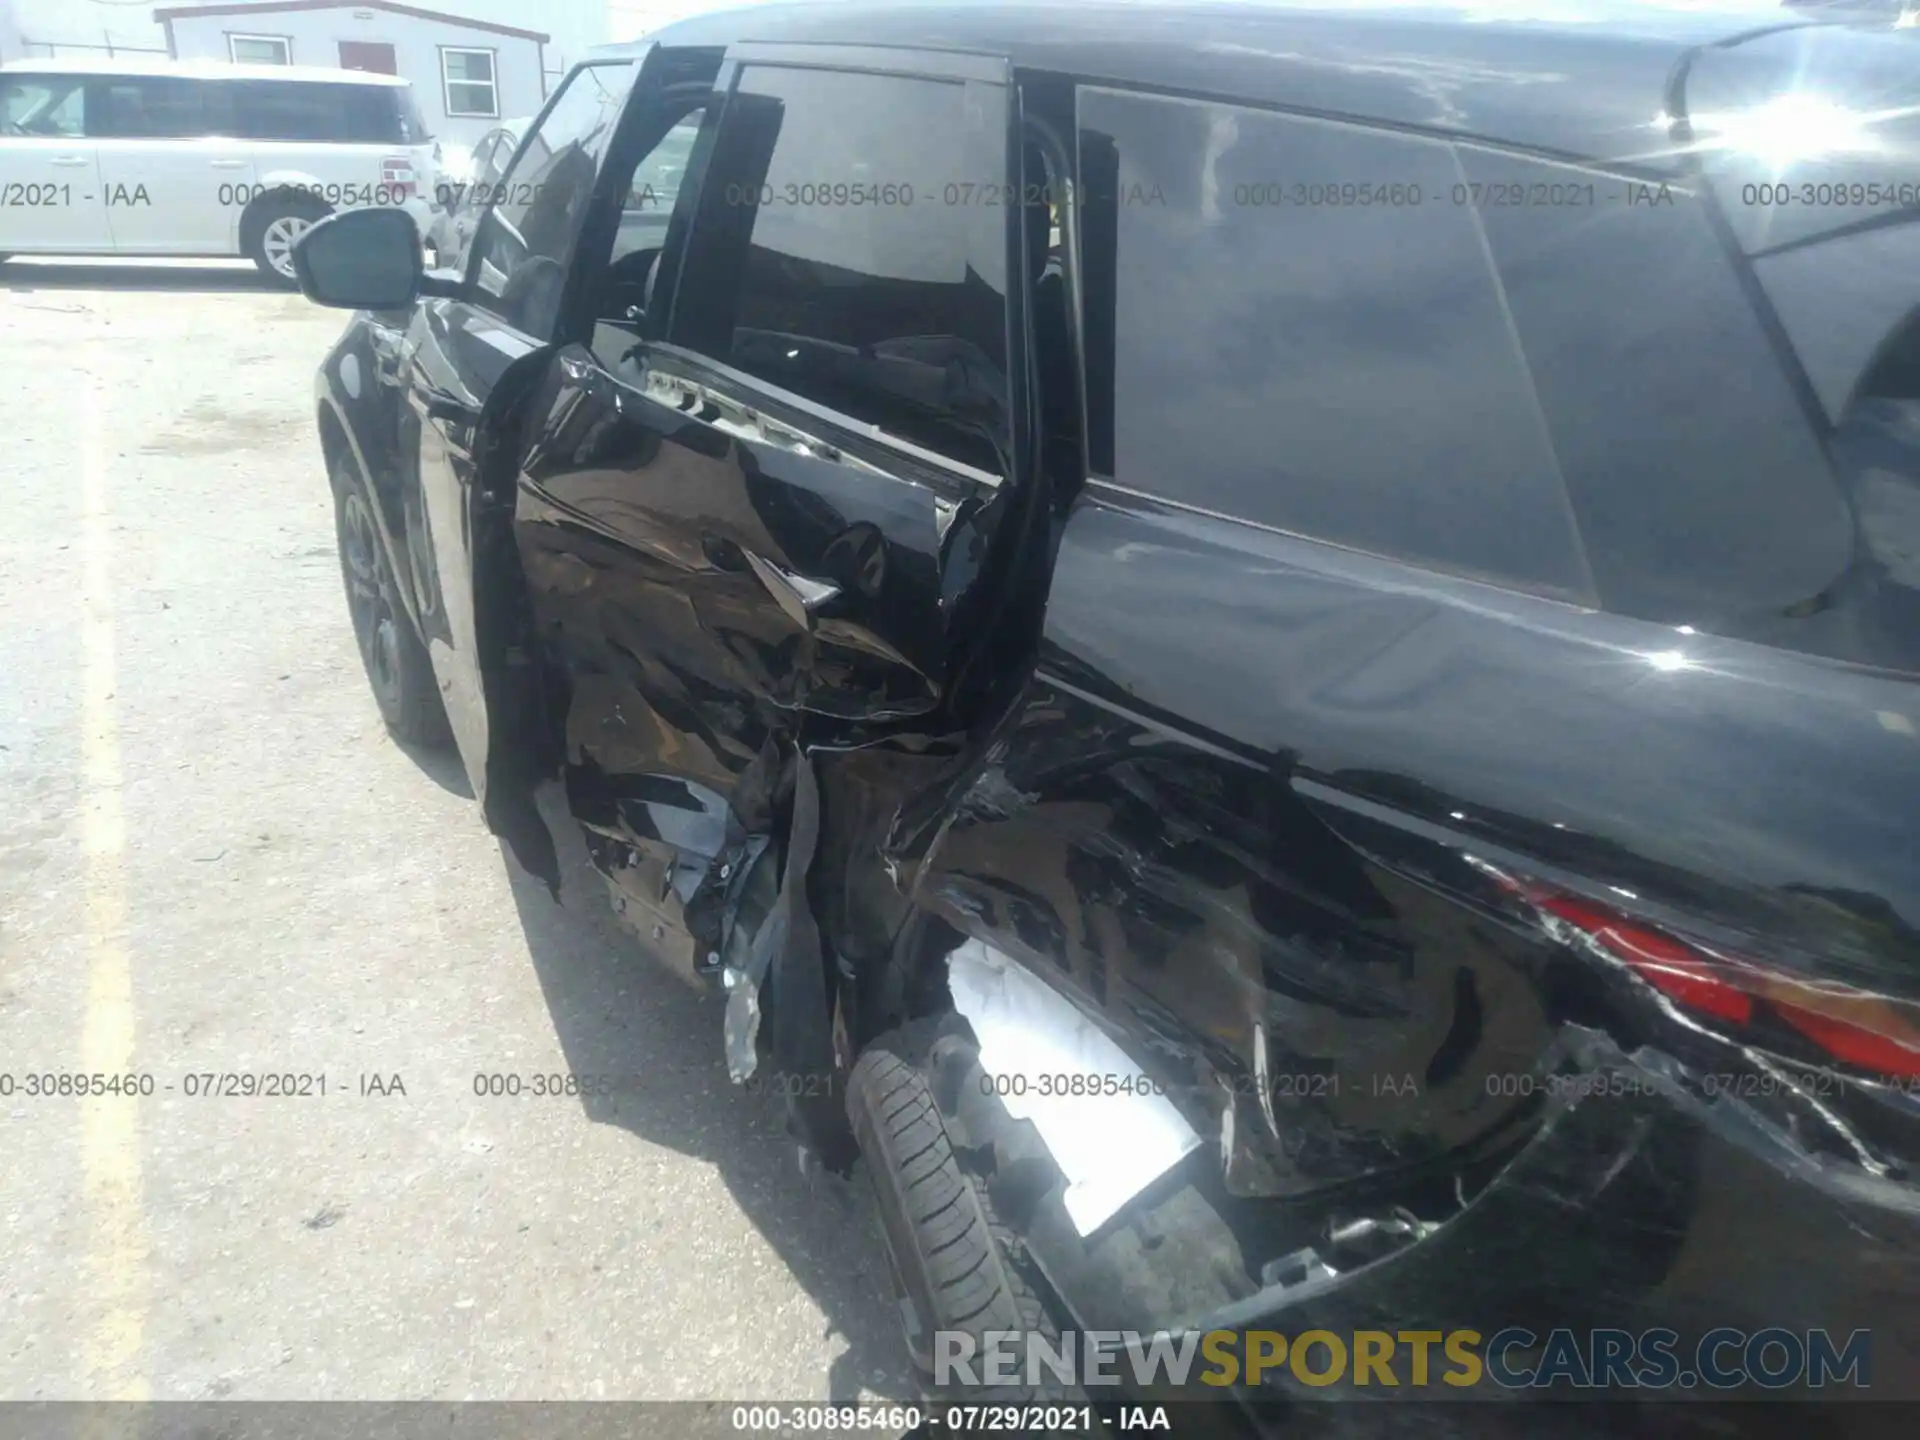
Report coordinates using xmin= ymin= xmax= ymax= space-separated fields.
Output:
xmin=2 ymin=0 xmax=611 ymax=98
xmin=153 ymin=2 xmax=547 ymax=143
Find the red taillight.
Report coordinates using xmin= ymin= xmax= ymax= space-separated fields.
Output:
xmin=1505 ymin=875 xmax=1920 ymax=1081
xmin=1533 ymin=893 xmax=1755 ymax=1025
xmin=381 ymin=156 xmax=416 ymax=199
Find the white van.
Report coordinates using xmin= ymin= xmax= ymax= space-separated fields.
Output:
xmin=0 ymin=58 xmax=437 ymax=283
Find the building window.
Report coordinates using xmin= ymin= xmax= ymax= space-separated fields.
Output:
xmin=228 ymin=34 xmax=291 ymax=65
xmin=441 ymin=48 xmax=499 ymax=118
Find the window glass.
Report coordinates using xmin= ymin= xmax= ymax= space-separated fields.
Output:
xmin=1683 ymin=28 xmax=1920 ymax=427
xmin=88 ymin=77 xmax=221 ymax=140
xmin=584 ymin=106 xmax=708 ymax=371
xmin=443 ymin=49 xmax=498 ymax=119
xmin=1753 ymin=226 xmax=1920 ymax=422
xmin=629 ymin=114 xmax=698 ymax=220
xmin=1462 ymin=147 xmax=1855 ymax=625
xmin=473 ymin=132 xmax=510 ymax=185
xmin=391 ymin=86 xmax=431 ymax=143
xmin=471 ymin=61 xmax=638 ymax=339
xmin=1081 ymin=87 xmax=1592 ymax=599
xmin=672 ymin=65 xmax=1009 ymax=475
xmin=231 ymin=81 xmax=411 ymax=143
xmin=230 ymin=35 xmax=291 ymax=65
xmin=0 ymin=76 xmax=85 ymax=137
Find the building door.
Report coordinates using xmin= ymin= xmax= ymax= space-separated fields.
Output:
xmin=337 ymin=42 xmax=398 ymax=75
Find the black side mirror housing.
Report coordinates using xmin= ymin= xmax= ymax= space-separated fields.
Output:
xmin=292 ymin=208 xmax=458 ymax=309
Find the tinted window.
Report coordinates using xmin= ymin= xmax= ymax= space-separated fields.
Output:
xmin=672 ymin=65 xmax=1010 ymax=475
xmin=630 ymin=115 xmax=698 ymax=217
xmin=0 ymin=75 xmax=86 ymax=137
xmin=471 ymin=61 xmax=638 ymax=338
xmin=1685 ymin=27 xmax=1920 ymax=426
xmin=1462 ymin=147 xmax=1854 ymax=626
xmin=582 ymin=104 xmax=709 ymax=371
xmin=232 ymin=80 xmax=416 ymax=143
xmin=1081 ymin=87 xmax=1593 ymax=600
xmin=87 ymin=77 xmax=225 ymax=139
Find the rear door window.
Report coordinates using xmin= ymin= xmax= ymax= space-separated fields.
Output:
xmin=669 ymin=64 xmax=1011 ymax=476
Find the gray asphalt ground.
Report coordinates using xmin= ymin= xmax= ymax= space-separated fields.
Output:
xmin=0 ymin=258 xmax=912 ymax=1403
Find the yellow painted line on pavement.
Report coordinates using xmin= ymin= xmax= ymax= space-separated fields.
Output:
xmin=77 ymin=375 xmax=151 ymax=1401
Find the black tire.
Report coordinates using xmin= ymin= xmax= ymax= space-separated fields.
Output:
xmin=847 ymin=1023 xmax=1080 ymax=1410
xmin=331 ymin=465 xmax=450 ymax=748
xmin=242 ymin=190 xmax=330 ymax=286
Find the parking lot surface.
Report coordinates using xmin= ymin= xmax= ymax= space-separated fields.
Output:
xmin=0 ymin=260 xmax=911 ymax=1402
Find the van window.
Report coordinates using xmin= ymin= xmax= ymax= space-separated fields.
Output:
xmin=231 ymin=80 xmax=424 ymax=144
xmin=1078 ymin=86 xmax=1594 ymax=601
xmin=2 ymin=75 xmax=87 ymax=137
xmin=87 ymin=76 xmax=226 ymax=139
xmin=671 ymin=64 xmax=1010 ymax=476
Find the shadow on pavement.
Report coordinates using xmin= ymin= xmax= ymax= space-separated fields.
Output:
xmin=496 ymin=784 xmax=913 ymax=1403
xmin=0 ymin=260 xmax=278 ymax=293
xmin=396 ymin=737 xmax=476 ymax=801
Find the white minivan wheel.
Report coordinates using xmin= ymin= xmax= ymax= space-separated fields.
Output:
xmin=242 ymin=193 xmax=332 ymax=286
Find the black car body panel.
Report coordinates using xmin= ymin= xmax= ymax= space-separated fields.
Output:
xmin=311 ymin=0 xmax=1920 ymax=1404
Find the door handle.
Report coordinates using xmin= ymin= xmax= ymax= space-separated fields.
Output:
xmin=50 ymin=156 xmax=92 ymax=168
xmin=743 ymin=549 xmax=841 ymax=631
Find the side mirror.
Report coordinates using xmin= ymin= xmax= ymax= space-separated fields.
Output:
xmin=291 ymin=207 xmax=428 ymax=310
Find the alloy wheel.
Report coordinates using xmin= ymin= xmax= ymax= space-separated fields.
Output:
xmin=339 ymin=491 xmax=403 ymax=707
xmin=262 ymin=214 xmax=316 ymax=279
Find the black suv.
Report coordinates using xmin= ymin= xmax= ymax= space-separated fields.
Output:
xmin=298 ymin=0 xmax=1920 ymax=1415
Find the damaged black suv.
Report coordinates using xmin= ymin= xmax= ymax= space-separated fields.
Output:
xmin=299 ymin=0 xmax=1920 ymax=1417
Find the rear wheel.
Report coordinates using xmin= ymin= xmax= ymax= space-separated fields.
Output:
xmin=243 ymin=192 xmax=330 ymax=285
xmin=847 ymin=1022 xmax=1080 ymax=1409
xmin=332 ymin=470 xmax=449 ymax=747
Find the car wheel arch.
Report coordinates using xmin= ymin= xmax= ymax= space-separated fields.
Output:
xmin=318 ymin=396 xmax=429 ymax=646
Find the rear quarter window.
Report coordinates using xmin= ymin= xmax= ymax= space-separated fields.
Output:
xmin=1460 ymin=145 xmax=1854 ymax=627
